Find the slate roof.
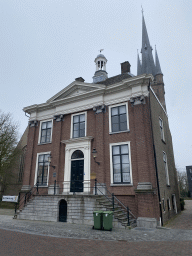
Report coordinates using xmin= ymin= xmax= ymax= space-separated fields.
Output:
xmin=96 ymin=73 xmax=133 ymax=86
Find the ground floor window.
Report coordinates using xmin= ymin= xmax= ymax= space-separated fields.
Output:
xmin=35 ymin=153 xmax=50 ymax=186
xmin=110 ymin=142 xmax=132 ymax=184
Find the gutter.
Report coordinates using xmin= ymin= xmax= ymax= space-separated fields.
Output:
xmin=148 ymin=80 xmax=163 ymax=226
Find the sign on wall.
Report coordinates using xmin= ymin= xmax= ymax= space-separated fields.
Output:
xmin=2 ymin=196 xmax=18 ymax=203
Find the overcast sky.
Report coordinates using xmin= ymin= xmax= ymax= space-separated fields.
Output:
xmin=0 ymin=0 xmax=191 ymax=171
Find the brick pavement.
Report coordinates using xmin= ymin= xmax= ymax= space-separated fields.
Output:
xmin=165 ymin=200 xmax=192 ymax=229
xmin=0 ymin=229 xmax=192 ymax=256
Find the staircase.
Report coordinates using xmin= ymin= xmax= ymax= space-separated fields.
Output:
xmin=96 ymin=196 xmax=137 ymax=228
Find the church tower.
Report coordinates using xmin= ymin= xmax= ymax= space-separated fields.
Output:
xmin=137 ymin=14 xmax=166 ymax=110
xmin=93 ymin=52 xmax=108 ymax=83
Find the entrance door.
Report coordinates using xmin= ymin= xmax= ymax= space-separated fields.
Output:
xmin=59 ymin=200 xmax=67 ymax=222
xmin=70 ymin=160 xmax=84 ymax=192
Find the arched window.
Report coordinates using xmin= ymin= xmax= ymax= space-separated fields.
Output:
xmin=71 ymin=150 xmax=84 ymax=159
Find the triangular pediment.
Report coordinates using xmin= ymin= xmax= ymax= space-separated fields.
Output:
xmin=46 ymin=81 xmax=105 ymax=103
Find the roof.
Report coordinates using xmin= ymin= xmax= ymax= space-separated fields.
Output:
xmin=96 ymin=73 xmax=133 ymax=86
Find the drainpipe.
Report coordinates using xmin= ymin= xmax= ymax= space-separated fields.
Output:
xmin=148 ymin=80 xmax=163 ymax=226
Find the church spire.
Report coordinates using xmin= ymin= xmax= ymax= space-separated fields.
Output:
xmin=141 ymin=13 xmax=156 ymax=76
xmin=155 ymin=46 xmax=162 ymax=75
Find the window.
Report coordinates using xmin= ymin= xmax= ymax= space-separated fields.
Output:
xmin=109 ymin=103 xmax=129 ymax=133
xmin=35 ymin=153 xmax=50 ymax=186
xmin=110 ymin=142 xmax=132 ymax=184
xmin=163 ymin=152 xmax=170 ymax=186
xmin=71 ymin=112 xmax=86 ymax=138
xmin=167 ymin=198 xmax=171 ymax=211
xmin=39 ymin=120 xmax=52 ymax=144
xmin=159 ymin=117 xmax=165 ymax=141
xmin=162 ymin=198 xmax=165 ymax=212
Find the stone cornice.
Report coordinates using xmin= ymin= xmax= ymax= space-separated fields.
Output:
xmin=23 ymin=74 xmax=153 ymax=115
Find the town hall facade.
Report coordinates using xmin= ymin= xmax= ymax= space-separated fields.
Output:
xmin=18 ymin=15 xmax=180 ymax=228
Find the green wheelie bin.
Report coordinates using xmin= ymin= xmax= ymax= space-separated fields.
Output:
xmin=103 ymin=211 xmax=113 ymax=231
xmin=93 ymin=210 xmax=103 ymax=230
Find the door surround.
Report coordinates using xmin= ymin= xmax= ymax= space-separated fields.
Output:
xmin=61 ymin=136 xmax=93 ymax=194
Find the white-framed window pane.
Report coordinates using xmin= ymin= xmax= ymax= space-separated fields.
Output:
xmin=47 ymin=121 xmax=52 ymax=128
xmin=120 ymin=114 xmax=127 ymax=123
xmin=112 ymin=146 xmax=120 ymax=155
xmin=80 ymin=114 xmax=85 ymax=122
xmin=113 ymin=155 xmax=120 ymax=164
xmin=80 ymin=129 xmax=85 ymax=137
xmin=73 ymin=115 xmax=79 ymax=123
xmin=41 ymin=122 xmax=47 ymax=129
xmin=80 ymin=123 xmax=85 ymax=130
xmin=113 ymin=164 xmax=121 ymax=173
xmin=41 ymin=137 xmax=46 ymax=143
xmin=121 ymin=155 xmax=129 ymax=164
xmin=121 ymin=145 xmax=128 ymax=154
xmin=119 ymin=105 xmax=126 ymax=114
xmin=120 ymin=122 xmax=127 ymax=131
xmin=123 ymin=173 xmax=130 ymax=182
xmin=122 ymin=163 xmax=130 ymax=173
xmin=73 ymin=123 xmax=79 ymax=131
xmin=112 ymin=124 xmax=119 ymax=132
xmin=111 ymin=107 xmax=118 ymax=116
xmin=73 ymin=130 xmax=79 ymax=138
xmin=112 ymin=115 xmax=119 ymax=124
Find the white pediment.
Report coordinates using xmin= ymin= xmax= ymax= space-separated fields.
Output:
xmin=46 ymin=81 xmax=105 ymax=103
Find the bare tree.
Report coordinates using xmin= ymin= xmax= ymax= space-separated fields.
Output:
xmin=0 ymin=111 xmax=21 ymax=198
xmin=177 ymin=169 xmax=188 ymax=197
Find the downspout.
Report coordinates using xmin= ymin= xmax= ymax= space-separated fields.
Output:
xmin=148 ymin=80 xmax=163 ymax=226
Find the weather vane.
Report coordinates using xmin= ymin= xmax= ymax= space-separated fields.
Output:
xmin=100 ymin=49 xmax=104 ymax=53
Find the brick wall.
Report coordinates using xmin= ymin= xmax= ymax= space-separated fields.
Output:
xmin=149 ymin=89 xmax=180 ymax=224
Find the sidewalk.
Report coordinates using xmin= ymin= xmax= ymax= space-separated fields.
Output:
xmin=0 ymin=201 xmax=192 ymax=242
xmin=165 ymin=200 xmax=192 ymax=229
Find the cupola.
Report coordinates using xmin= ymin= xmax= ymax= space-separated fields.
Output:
xmin=93 ymin=51 xmax=108 ymax=83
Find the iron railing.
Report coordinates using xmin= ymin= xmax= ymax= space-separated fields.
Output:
xmin=15 ymin=178 xmax=136 ymax=226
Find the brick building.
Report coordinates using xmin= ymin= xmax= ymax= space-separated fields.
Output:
xmin=18 ymin=14 xmax=180 ymax=227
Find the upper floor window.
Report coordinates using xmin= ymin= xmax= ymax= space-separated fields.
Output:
xmin=110 ymin=142 xmax=132 ymax=184
xmin=39 ymin=120 xmax=52 ymax=144
xmin=71 ymin=112 xmax=86 ymax=138
xmin=109 ymin=103 xmax=129 ymax=133
xmin=159 ymin=117 xmax=165 ymax=142
xmin=163 ymin=151 xmax=170 ymax=186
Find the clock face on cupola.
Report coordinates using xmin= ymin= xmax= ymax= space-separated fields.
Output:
xmin=93 ymin=51 xmax=108 ymax=83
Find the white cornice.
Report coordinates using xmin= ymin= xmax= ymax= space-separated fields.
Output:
xmin=23 ymin=74 xmax=153 ymax=116
xmin=61 ymin=136 xmax=94 ymax=144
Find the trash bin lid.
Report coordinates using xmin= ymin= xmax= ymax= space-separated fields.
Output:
xmin=103 ymin=211 xmax=113 ymax=215
xmin=93 ymin=210 xmax=103 ymax=215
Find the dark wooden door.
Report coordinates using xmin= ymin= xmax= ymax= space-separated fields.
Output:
xmin=70 ymin=160 xmax=84 ymax=192
xmin=59 ymin=200 xmax=67 ymax=222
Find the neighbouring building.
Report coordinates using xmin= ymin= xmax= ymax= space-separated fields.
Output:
xmin=17 ymin=14 xmax=180 ymax=228
xmin=186 ymin=166 xmax=192 ymax=197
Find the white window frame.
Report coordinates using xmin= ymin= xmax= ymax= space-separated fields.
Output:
xmin=163 ymin=151 xmax=170 ymax=186
xmin=159 ymin=117 xmax=165 ymax=142
xmin=70 ymin=111 xmax=87 ymax=139
xmin=109 ymin=141 xmax=133 ymax=186
xmin=34 ymin=152 xmax=51 ymax=187
xmin=38 ymin=119 xmax=53 ymax=144
xmin=108 ymin=102 xmax=129 ymax=134
xmin=172 ymin=194 xmax=177 ymax=214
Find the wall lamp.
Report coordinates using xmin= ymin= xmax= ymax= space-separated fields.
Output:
xmin=48 ymin=154 xmax=56 ymax=169
xmin=92 ymin=148 xmax=100 ymax=165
